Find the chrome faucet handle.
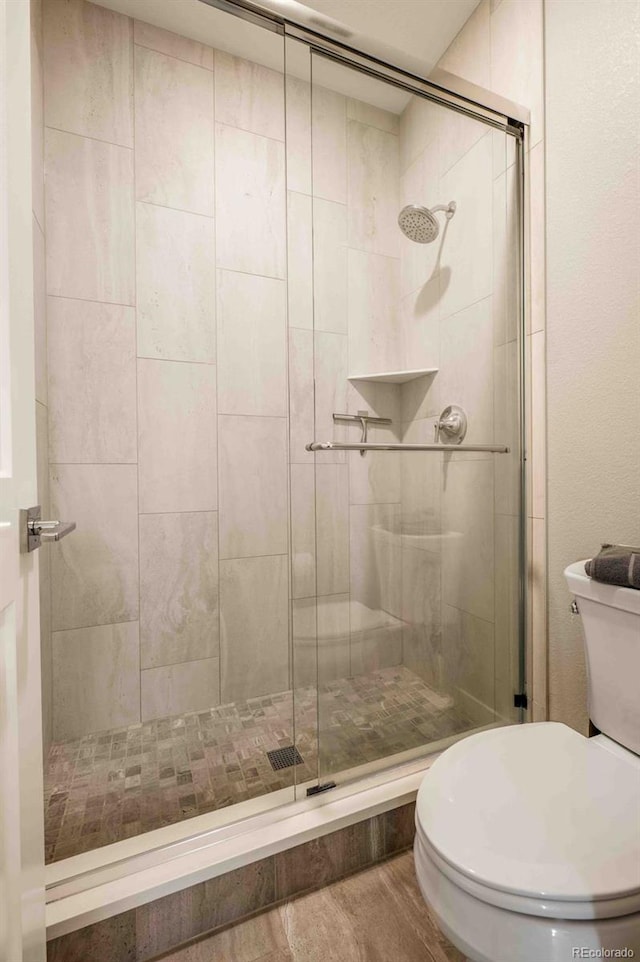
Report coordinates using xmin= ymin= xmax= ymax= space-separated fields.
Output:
xmin=435 ymin=405 xmax=468 ymax=445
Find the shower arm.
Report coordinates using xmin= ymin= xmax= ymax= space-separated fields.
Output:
xmin=430 ymin=201 xmax=457 ymax=219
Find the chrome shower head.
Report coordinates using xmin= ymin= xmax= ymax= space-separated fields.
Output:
xmin=398 ymin=201 xmax=456 ymax=244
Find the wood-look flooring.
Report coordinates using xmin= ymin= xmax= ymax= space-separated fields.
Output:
xmin=156 ymin=851 xmax=465 ymax=962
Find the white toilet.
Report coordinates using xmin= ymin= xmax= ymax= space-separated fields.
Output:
xmin=414 ymin=561 xmax=640 ymax=962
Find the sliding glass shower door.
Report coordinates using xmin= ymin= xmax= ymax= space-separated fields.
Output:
xmin=289 ymin=44 xmax=524 ymax=793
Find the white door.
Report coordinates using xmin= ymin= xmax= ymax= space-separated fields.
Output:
xmin=0 ymin=0 xmax=47 ymax=959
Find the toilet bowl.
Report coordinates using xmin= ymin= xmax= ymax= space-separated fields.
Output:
xmin=414 ymin=562 xmax=640 ymax=962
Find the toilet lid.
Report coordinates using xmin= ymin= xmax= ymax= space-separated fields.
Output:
xmin=416 ymin=722 xmax=640 ymax=903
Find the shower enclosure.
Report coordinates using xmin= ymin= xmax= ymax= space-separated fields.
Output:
xmin=39 ymin=0 xmax=524 ymax=870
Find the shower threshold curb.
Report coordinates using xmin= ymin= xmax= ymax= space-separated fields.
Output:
xmin=45 ymin=754 xmax=433 ymax=941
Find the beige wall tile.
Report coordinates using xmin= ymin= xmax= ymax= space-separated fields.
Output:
xmin=347 ymin=121 xmax=399 ymax=259
xmin=33 ymin=216 xmax=47 ymax=405
xmin=290 ymin=464 xmax=316 ymax=600
xmin=135 ymin=45 xmax=214 ymax=215
xmin=215 ymin=51 xmax=284 ymax=141
xmin=138 ymin=359 xmax=217 ymax=513
xmin=217 ymin=271 xmax=287 ymax=417
xmin=347 ymin=99 xmax=398 ymax=134
xmin=490 ymin=0 xmax=544 ymax=147
xmin=52 ymin=622 xmax=140 ymax=739
xmin=287 ymin=191 xmax=313 ymax=330
xmin=50 ymin=464 xmax=138 ymax=631
xmin=313 ymin=198 xmax=347 ymax=334
xmin=285 ymin=75 xmax=311 ymax=195
xmin=312 ymin=86 xmax=347 ymax=204
xmin=48 ymin=297 xmax=136 ymax=462
xmin=493 ymin=339 xmax=519 ymax=515
xmin=438 ymin=0 xmax=491 ymax=87
xmin=494 ymin=512 xmax=520 ymax=721
xmin=400 ymin=291 xmax=440 ymax=394
xmin=399 ymin=95 xmax=438 ymax=174
xmin=348 ymin=429 xmax=401 ymax=506
xmin=218 ymin=415 xmax=288 ymax=559
xmin=141 ymin=658 xmax=220 ymax=721
xmin=31 ymin=21 xmax=45 ymax=230
xmin=220 ymin=555 xmax=289 ymax=701
xmin=442 ymin=605 xmax=495 ymax=722
xmin=350 ymin=503 xmax=401 ymax=624
xmin=531 ymin=329 xmax=545 ymax=520
xmin=437 ymin=105 xmax=486 ymax=179
xmin=136 ymin=203 xmax=215 ymax=363
xmin=215 ymin=123 xmax=286 ymax=278
xmin=133 ymin=20 xmax=214 ymax=69
xmin=44 ymin=0 xmax=133 ymax=146
xmin=45 ymin=128 xmax=134 ymax=304
xmin=288 ymin=327 xmax=314 ymax=464
xmin=315 ymin=464 xmax=349 ymax=596
xmin=348 ymin=249 xmax=401 ymax=376
xmin=314 ymin=331 xmax=348 ymax=463
xmin=529 ymin=141 xmax=545 ymax=334
xmin=492 ymin=163 xmax=519 ymax=347
xmin=438 ymin=295 xmax=494 ymax=449
xmin=400 ymin=418 xmax=442 ymax=545
xmin=140 ymin=512 xmax=219 ymax=670
xmin=442 ymin=459 xmax=494 ymax=623
xmin=439 ymin=133 xmax=493 ymax=318
xmin=401 ymin=545 xmax=442 ymax=689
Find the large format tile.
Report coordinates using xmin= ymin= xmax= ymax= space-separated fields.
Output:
xmin=439 ymin=133 xmax=493 ymax=319
xmin=347 ymin=120 xmax=399 ymax=259
xmin=442 ymin=458 xmax=494 ymax=623
xmin=33 ymin=217 xmax=47 ymax=404
xmin=313 ymin=198 xmax=347 ymax=334
xmin=443 ymin=605 xmax=495 ymax=723
xmin=348 ymin=249 xmax=401 ymax=376
xmin=44 ymin=0 xmax=133 ymax=146
xmin=313 ymin=331 xmax=348 ymax=463
xmin=217 ymin=271 xmax=287 ymax=416
xmin=133 ymin=19 xmax=214 ymax=69
xmin=347 ymin=99 xmax=399 ymax=134
xmin=285 ymin=75 xmax=311 ymax=196
xmin=218 ymin=415 xmax=288 ymax=559
xmin=50 ymin=464 xmax=138 ymax=631
xmin=315 ymin=464 xmax=349 ymax=596
xmin=135 ymin=859 xmax=277 ymax=960
xmin=220 ymin=555 xmax=289 ymax=701
xmin=47 ymin=910 xmax=136 ymax=962
xmin=292 ymin=595 xmax=350 ymax=687
xmin=215 ymin=51 xmax=284 ymax=141
xmin=52 ymin=622 xmax=140 ymax=740
xmin=31 ymin=20 xmax=45 ymax=231
xmin=138 ymin=360 xmax=217 ymax=514
xmin=287 ymin=191 xmax=313 ymax=330
xmin=400 ymin=418 xmax=442 ymax=546
xmin=348 ymin=425 xmax=401 ymax=505
xmin=215 ymin=123 xmax=286 ymax=278
xmin=136 ymin=203 xmax=215 ymax=363
xmin=45 ymin=129 xmax=134 ymax=304
xmin=438 ymin=295 xmax=494 ymax=450
xmin=290 ymin=463 xmax=315 ymax=599
xmin=401 ymin=545 xmax=442 ymax=689
xmin=288 ymin=327 xmax=314 ymax=464
xmin=141 ymin=658 xmax=220 ymax=721
xmin=135 ymin=45 xmax=214 ymax=215
xmin=140 ymin=512 xmax=219 ymax=669
xmin=47 ymin=297 xmax=136 ymax=463
xmin=312 ymin=86 xmax=347 ymax=204
xmin=159 ymin=911 xmax=290 ymax=962
xmin=349 ymin=504 xmax=402 ymax=625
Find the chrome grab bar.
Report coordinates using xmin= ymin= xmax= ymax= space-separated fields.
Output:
xmin=306 ymin=441 xmax=510 ymax=453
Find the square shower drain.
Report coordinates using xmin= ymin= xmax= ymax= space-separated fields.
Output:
xmin=267 ymin=746 xmax=304 ymax=771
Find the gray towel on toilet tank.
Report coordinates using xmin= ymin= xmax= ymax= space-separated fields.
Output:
xmin=584 ymin=544 xmax=640 ymax=589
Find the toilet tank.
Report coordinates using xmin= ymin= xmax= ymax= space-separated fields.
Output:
xmin=565 ymin=561 xmax=640 ymax=755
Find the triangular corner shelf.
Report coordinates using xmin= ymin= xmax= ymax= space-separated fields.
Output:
xmin=347 ymin=368 xmax=438 ymax=385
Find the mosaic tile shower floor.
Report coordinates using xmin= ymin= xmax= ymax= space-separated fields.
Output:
xmin=44 ymin=666 xmax=474 ymax=863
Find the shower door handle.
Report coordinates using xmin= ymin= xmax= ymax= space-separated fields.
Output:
xmin=21 ymin=505 xmax=76 ymax=553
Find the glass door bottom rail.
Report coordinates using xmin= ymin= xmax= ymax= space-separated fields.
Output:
xmin=43 ymin=666 xmax=473 ymax=864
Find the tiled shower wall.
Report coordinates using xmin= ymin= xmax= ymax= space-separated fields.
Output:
xmin=434 ymin=0 xmax=546 ymax=721
xmin=40 ymin=0 xmax=404 ymax=742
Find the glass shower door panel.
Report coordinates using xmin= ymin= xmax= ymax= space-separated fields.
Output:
xmin=307 ymin=56 xmax=524 ymax=791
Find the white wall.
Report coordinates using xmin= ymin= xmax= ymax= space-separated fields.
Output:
xmin=545 ymin=0 xmax=640 ymax=732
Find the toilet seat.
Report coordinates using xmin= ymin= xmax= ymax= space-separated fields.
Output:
xmin=415 ymin=722 xmax=640 ymax=919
